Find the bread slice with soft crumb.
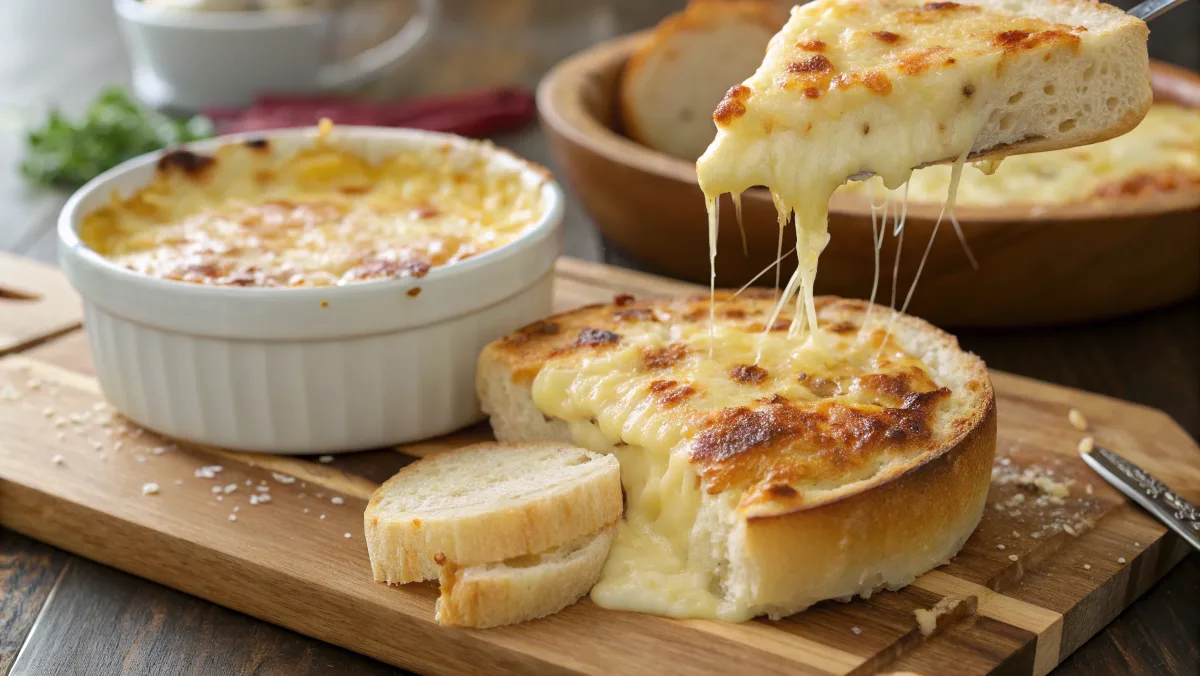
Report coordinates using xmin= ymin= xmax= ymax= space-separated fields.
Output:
xmin=436 ymin=525 xmax=618 ymax=628
xmin=364 ymin=442 xmax=621 ymax=585
xmin=620 ymin=1 xmax=784 ymax=161
xmin=698 ymin=0 xmax=1153 ymax=199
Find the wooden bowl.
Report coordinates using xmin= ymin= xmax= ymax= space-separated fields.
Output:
xmin=538 ymin=32 xmax=1200 ymax=327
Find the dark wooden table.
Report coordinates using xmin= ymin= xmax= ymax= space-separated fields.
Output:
xmin=1 ymin=1 xmax=1197 ymax=674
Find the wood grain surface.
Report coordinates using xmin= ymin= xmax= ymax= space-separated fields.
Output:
xmin=1 ymin=1 xmax=1197 ymax=674
xmin=1 ymin=257 xmax=1197 ymax=675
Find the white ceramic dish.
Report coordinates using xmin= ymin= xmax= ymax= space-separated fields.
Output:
xmin=115 ymin=0 xmax=438 ymax=110
xmin=58 ymin=126 xmax=564 ymax=454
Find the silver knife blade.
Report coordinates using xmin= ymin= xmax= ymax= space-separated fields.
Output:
xmin=1081 ymin=444 xmax=1200 ymax=553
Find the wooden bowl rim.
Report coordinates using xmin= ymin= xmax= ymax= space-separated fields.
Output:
xmin=537 ymin=31 xmax=1200 ymax=223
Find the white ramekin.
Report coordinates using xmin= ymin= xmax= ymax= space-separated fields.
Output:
xmin=58 ymin=126 xmax=563 ymax=454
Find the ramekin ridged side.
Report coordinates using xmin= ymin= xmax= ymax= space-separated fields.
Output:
xmin=80 ymin=272 xmax=552 ymax=452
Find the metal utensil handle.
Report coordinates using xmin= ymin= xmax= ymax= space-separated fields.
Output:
xmin=1081 ymin=445 xmax=1200 ymax=552
xmin=1127 ymin=0 xmax=1192 ymax=21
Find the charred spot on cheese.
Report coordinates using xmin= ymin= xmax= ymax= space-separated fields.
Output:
xmin=827 ymin=320 xmax=857 ymax=334
xmin=713 ymin=84 xmax=751 ymax=126
xmin=730 ymin=364 xmax=769 ymax=384
xmin=873 ymin=30 xmax=902 ymax=43
xmin=962 ymin=83 xmax=976 ymax=97
xmin=862 ymin=123 xmax=871 ymax=135
xmin=643 ymin=343 xmax=689 ymax=370
xmin=994 ymin=29 xmax=1081 ymax=54
xmin=572 ymin=328 xmax=621 ymax=349
xmin=406 ymin=287 xmax=422 ymax=297
xmin=244 ymin=138 xmax=269 ymax=150
xmin=923 ymin=1 xmax=961 ymax=10
xmin=797 ymin=39 xmax=826 ymax=52
xmin=897 ymin=46 xmax=952 ymax=76
xmin=648 ymin=380 xmax=697 ymax=408
xmin=787 ymin=54 xmax=834 ymax=74
xmin=613 ymin=293 xmax=636 ymax=306
xmin=156 ymin=149 xmax=215 ymax=177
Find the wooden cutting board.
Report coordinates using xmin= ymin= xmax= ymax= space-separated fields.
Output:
xmin=1 ymin=255 xmax=1197 ymax=676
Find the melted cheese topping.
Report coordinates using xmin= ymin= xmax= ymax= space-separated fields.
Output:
xmin=840 ymin=104 xmax=1200 ymax=205
xmin=696 ymin=0 xmax=1095 ymax=341
xmin=514 ymin=297 xmax=953 ymax=620
xmin=79 ymin=138 xmax=545 ymax=287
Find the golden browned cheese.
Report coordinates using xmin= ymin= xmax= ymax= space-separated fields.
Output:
xmin=79 ymin=137 xmax=546 ymax=288
xmin=487 ymin=292 xmax=980 ymax=516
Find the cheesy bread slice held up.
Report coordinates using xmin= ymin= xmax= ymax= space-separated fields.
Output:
xmin=696 ymin=0 xmax=1151 ymax=337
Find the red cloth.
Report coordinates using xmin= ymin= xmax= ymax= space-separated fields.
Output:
xmin=203 ymin=86 xmax=537 ymax=137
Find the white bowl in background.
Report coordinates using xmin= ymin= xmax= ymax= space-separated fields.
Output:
xmin=114 ymin=0 xmax=438 ymax=110
xmin=58 ymin=126 xmax=564 ymax=454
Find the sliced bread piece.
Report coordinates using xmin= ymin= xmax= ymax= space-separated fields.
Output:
xmin=364 ymin=442 xmax=621 ymax=584
xmin=436 ymin=524 xmax=618 ymax=628
xmin=619 ymin=1 xmax=784 ymax=161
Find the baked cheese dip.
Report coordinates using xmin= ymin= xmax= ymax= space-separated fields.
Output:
xmin=79 ymin=133 xmax=547 ymax=287
xmin=840 ymin=103 xmax=1200 ymax=206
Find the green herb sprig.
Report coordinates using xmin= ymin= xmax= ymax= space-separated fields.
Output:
xmin=20 ymin=88 xmax=214 ymax=188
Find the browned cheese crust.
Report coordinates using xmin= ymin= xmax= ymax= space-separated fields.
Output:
xmin=481 ymin=292 xmax=996 ymax=520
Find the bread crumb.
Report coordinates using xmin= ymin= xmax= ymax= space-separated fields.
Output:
xmin=1134 ymin=541 xmax=1141 ymax=547
xmin=272 ymin=472 xmax=296 ymax=484
xmin=223 ymin=484 xmax=238 ymax=494
xmin=851 ymin=627 xmax=862 ymax=635
xmin=195 ymin=465 xmax=223 ymax=479
xmin=1068 ymin=408 xmax=1088 ymax=431
xmin=331 ymin=496 xmax=344 ymax=505
xmin=914 ymin=597 xmax=960 ymax=637
xmin=42 ymin=408 xmax=54 ymax=418
xmin=1063 ymin=524 xmax=1077 ymax=536
xmin=1012 ymin=530 xmax=1020 ymax=538
xmin=52 ymin=454 xmax=64 ymax=465
xmin=303 ymin=508 xmax=309 ymax=514
xmin=1085 ymin=483 xmax=1094 ymax=495
xmin=997 ymin=544 xmax=1006 ymax=550
xmin=255 ymin=485 xmax=270 ymax=493
xmin=1008 ymin=554 xmax=1019 ymax=562
xmin=344 ymin=532 xmax=352 ymax=539
xmin=233 ymin=506 xmax=240 ymax=513
xmin=318 ymin=455 xmax=334 ymax=463
xmin=142 ymin=482 xmax=159 ymax=496
xmin=229 ymin=514 xmax=237 ymax=522
xmin=1083 ymin=563 xmax=1091 ymax=570
xmin=1118 ymin=557 xmax=1126 ymax=564
xmin=320 ymin=513 xmax=326 ymax=520
xmin=1078 ymin=436 xmax=1095 ymax=454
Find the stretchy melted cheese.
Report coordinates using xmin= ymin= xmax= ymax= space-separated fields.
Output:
xmin=80 ymin=137 xmax=545 ymax=287
xmin=840 ymin=103 xmax=1200 ymax=205
xmin=491 ymin=294 xmax=976 ymax=620
xmin=695 ymin=0 xmax=1147 ymax=340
